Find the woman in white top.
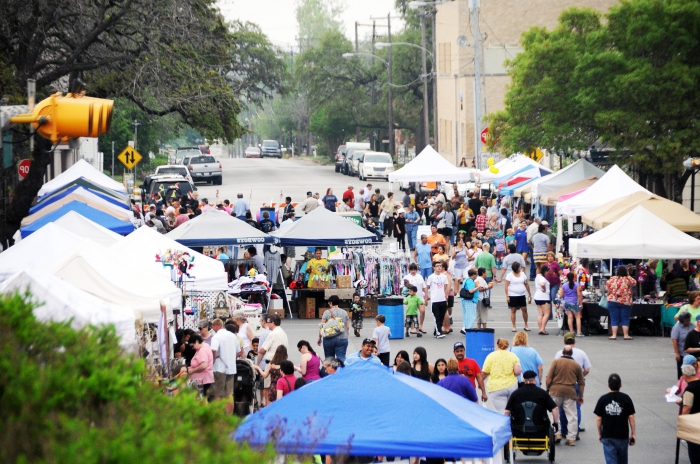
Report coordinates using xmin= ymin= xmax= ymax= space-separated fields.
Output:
xmin=504 ymin=261 xmax=531 ymax=332
xmin=233 ymin=311 xmax=255 ymax=356
xmin=533 ymin=265 xmax=551 ymax=335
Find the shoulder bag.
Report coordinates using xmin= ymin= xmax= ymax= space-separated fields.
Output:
xmin=321 ymin=310 xmax=345 ymax=338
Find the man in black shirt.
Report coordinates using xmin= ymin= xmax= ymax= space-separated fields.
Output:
xmin=681 ymin=365 xmax=700 ymax=463
xmin=467 ymin=192 xmax=483 ymax=218
xmin=505 ymin=370 xmax=559 ymax=437
xmin=683 ymin=314 xmax=700 ymax=360
xmin=594 ymin=373 xmax=636 ymax=464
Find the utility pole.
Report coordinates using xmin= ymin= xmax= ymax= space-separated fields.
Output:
xmin=387 ymin=13 xmax=395 ymax=159
xmin=371 ymin=20 xmax=377 ymax=151
xmin=471 ymin=0 xmax=483 ymax=170
xmin=355 ymin=21 xmax=359 ymax=52
xmin=420 ymin=12 xmax=430 ymax=150
xmin=132 ymin=119 xmax=141 ymax=180
xmin=432 ymin=8 xmax=438 ymax=151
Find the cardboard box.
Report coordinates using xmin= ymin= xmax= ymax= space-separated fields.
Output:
xmin=301 ymin=297 xmax=316 ymax=319
xmin=363 ymin=296 xmax=378 ymax=318
xmin=270 ymin=299 xmax=284 ymax=311
xmin=269 ymin=308 xmax=285 ymax=319
xmin=312 ymin=279 xmax=331 ymax=289
xmin=336 ymin=275 xmax=352 ymax=289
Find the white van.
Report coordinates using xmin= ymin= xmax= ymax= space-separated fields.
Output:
xmin=342 ymin=142 xmax=371 ymax=175
xmin=357 ymin=151 xmax=394 ymax=181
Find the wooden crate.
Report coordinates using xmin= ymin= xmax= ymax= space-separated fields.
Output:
xmin=302 ymin=297 xmax=316 ymax=319
xmin=363 ymin=296 xmax=378 ymax=318
xmin=336 ymin=275 xmax=352 ymax=289
xmin=313 ymin=279 xmax=331 ymax=289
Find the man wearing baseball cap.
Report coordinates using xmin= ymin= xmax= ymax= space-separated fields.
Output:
xmin=453 ymin=341 xmax=487 ymax=402
xmin=505 ymin=370 xmax=559 ymax=435
xmin=683 ymin=314 xmax=700 ymax=361
xmin=345 ymin=338 xmax=382 ymax=366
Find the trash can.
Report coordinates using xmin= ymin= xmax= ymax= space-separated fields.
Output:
xmin=464 ymin=328 xmax=494 ymax=367
xmin=378 ymin=297 xmax=404 ymax=339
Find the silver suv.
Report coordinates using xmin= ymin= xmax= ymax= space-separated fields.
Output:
xmin=261 ymin=140 xmax=282 ymax=158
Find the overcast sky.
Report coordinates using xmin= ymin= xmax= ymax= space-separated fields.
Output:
xmin=217 ymin=0 xmax=403 ymax=49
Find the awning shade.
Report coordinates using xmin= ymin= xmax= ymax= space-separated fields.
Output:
xmin=539 ymin=176 xmax=599 ymax=206
xmin=20 ymin=201 xmax=134 ymax=238
xmin=270 ymin=207 xmax=379 ymax=246
xmin=389 ymin=145 xmax=473 ymax=182
xmin=38 ymin=159 xmax=126 ymax=197
xmin=166 ymin=209 xmax=276 ymax=246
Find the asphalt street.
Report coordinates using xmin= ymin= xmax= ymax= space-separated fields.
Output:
xmin=197 ymin=152 xmax=686 ymax=463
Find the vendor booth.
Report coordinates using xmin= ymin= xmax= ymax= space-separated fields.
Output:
xmin=53 ymin=211 xmax=124 ymax=247
xmin=478 ymin=154 xmax=552 ymax=184
xmin=37 ymin=159 xmax=126 ymax=197
xmin=112 ymin=226 xmax=229 ymax=292
xmin=531 ymin=159 xmax=603 ymax=200
xmin=557 ymin=165 xmax=650 ymax=217
xmin=30 ymin=185 xmax=129 ymax=214
xmin=21 ymin=192 xmax=133 ymax=226
xmin=0 ymin=222 xmax=83 ymax=282
xmin=539 ymin=176 xmax=599 ymax=207
xmin=388 ymin=145 xmax=474 ymax=182
xmin=270 ymin=206 xmax=379 ymax=246
xmin=38 ymin=177 xmax=130 ymax=203
xmin=0 ymin=269 xmax=137 ymax=351
xmin=46 ymin=240 xmax=181 ymax=323
xmin=166 ymin=209 xmax=275 ymax=246
xmin=582 ymin=191 xmax=700 ymax=232
xmin=234 ymin=362 xmax=511 ymax=460
xmin=19 ymin=202 xmax=135 ymax=238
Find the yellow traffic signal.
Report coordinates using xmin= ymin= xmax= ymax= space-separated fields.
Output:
xmin=10 ymin=92 xmax=113 ymax=142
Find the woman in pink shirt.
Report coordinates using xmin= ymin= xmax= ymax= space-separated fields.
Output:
xmin=181 ymin=334 xmax=214 ymax=396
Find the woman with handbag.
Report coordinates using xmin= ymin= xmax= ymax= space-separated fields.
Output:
xmin=460 ymin=268 xmax=480 ymax=333
xmin=605 ymin=265 xmax=636 ymax=340
xmin=318 ymin=295 xmax=350 ymax=362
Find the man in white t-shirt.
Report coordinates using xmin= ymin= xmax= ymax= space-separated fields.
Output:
xmin=210 ymin=318 xmax=240 ymax=402
xmin=425 ymin=261 xmax=450 ymax=339
xmin=403 ymin=263 xmax=427 ymax=333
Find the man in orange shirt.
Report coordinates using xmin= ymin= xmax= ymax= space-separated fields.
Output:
xmin=426 ymin=224 xmax=448 ymax=255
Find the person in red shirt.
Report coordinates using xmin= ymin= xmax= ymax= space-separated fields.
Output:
xmin=453 ymin=341 xmax=488 ymax=402
xmin=475 ymin=206 xmax=488 ymax=233
xmin=276 ymin=360 xmax=297 ymax=400
xmin=342 ymin=185 xmax=355 ymax=209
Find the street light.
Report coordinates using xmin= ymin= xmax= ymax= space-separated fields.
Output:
xmin=375 ymin=40 xmax=432 ymax=151
xmin=343 ymin=52 xmax=394 ymax=158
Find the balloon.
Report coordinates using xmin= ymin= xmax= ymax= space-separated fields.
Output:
xmin=487 ymin=157 xmax=495 ymax=166
xmin=489 ymin=166 xmax=499 ymax=174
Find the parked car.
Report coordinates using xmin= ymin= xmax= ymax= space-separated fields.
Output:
xmin=357 ymin=151 xmax=394 ymax=181
xmin=182 ymin=155 xmax=222 ymax=185
xmin=198 ymin=145 xmax=210 ymax=154
xmin=342 ymin=142 xmax=370 ymax=175
xmin=154 ymin=164 xmax=194 ymax=184
xmin=142 ymin=174 xmax=196 ymax=203
xmin=334 ymin=145 xmax=346 ymax=172
xmin=349 ymin=150 xmax=367 ymax=177
xmin=175 ymin=146 xmax=201 ymax=163
xmin=245 ymin=146 xmax=261 ymax=158
xmin=260 ymin=140 xmax=282 ymax=158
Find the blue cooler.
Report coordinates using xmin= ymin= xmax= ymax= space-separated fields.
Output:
xmin=378 ymin=297 xmax=404 ymax=339
xmin=464 ymin=328 xmax=494 ymax=367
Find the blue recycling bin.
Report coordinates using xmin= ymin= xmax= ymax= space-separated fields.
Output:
xmin=378 ymin=297 xmax=404 ymax=339
xmin=464 ymin=328 xmax=494 ymax=368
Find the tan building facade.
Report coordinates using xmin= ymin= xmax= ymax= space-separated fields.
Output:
xmin=434 ymin=0 xmax=618 ymax=167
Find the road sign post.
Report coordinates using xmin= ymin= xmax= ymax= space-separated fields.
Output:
xmin=18 ymin=159 xmax=31 ymax=179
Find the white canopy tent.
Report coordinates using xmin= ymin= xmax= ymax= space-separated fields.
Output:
xmin=112 ymin=226 xmax=229 ymax=291
xmin=478 ymin=154 xmax=552 ymax=184
xmin=46 ymin=240 xmax=181 ymax=322
xmin=0 ymin=269 xmax=136 ymax=351
xmin=388 ymin=145 xmax=473 ymax=182
xmin=37 ymin=159 xmax=127 ymax=197
xmin=53 ymin=211 xmax=124 ymax=247
xmin=531 ymin=159 xmax=604 ymax=199
xmin=569 ymin=206 xmax=700 ymax=259
xmin=556 ymin=165 xmax=650 ymax=217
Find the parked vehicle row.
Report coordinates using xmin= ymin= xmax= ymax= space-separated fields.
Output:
xmin=337 ymin=142 xmax=394 ymax=181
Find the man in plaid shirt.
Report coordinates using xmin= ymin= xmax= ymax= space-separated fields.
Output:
xmin=475 ymin=206 xmax=488 ymax=233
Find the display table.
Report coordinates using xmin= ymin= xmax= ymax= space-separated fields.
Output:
xmin=294 ymin=288 xmax=361 ymax=318
xmin=582 ymin=302 xmax=662 ymax=336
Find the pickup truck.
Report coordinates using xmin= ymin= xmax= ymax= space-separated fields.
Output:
xmin=183 ymin=155 xmax=223 ymax=185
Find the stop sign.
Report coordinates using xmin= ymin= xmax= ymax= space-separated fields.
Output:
xmin=480 ymin=126 xmax=489 ymax=145
xmin=18 ymin=159 xmax=31 ymax=179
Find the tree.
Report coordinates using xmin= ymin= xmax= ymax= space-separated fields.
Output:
xmin=487 ymin=0 xmax=700 ymax=201
xmin=0 ymin=292 xmax=271 ymax=463
xmin=295 ymin=0 xmax=346 ymax=50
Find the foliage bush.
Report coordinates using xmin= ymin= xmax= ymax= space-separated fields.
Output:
xmin=0 ymin=293 xmax=272 ymax=464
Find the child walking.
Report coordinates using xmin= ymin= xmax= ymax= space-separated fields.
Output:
xmin=350 ymin=293 xmax=365 ymax=337
xmin=494 ymin=231 xmax=506 ymax=269
xmin=404 ymin=286 xmax=424 ymax=337
xmin=372 ymin=314 xmax=392 ymax=366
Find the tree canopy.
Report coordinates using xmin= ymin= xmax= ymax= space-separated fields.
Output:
xmin=487 ymin=0 xmax=700 ymax=201
xmin=0 ymin=292 xmax=270 ymax=463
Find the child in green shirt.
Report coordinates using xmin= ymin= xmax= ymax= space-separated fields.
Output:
xmin=404 ymin=286 xmax=424 ymax=337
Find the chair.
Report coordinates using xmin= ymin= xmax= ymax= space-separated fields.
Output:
xmin=505 ymin=400 xmax=555 ymax=463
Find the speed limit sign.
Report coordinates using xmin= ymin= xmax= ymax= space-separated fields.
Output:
xmin=18 ymin=159 xmax=31 ymax=179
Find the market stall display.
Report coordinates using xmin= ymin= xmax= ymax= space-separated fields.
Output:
xmin=166 ymin=209 xmax=276 ymax=246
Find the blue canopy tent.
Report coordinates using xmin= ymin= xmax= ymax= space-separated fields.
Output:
xmin=20 ymin=202 xmax=135 ymax=238
xmin=234 ymin=362 xmax=510 ymax=459
xmin=500 ymin=177 xmax=538 ymax=196
xmin=166 ymin=209 xmax=277 ymax=246
xmin=270 ymin=206 xmax=380 ymax=246
xmin=30 ymin=185 xmax=129 ymax=213
xmin=37 ymin=177 xmax=129 ymax=202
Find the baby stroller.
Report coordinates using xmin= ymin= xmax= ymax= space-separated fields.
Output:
xmin=505 ymin=400 xmax=556 ymax=463
xmin=234 ymin=358 xmax=258 ymax=417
